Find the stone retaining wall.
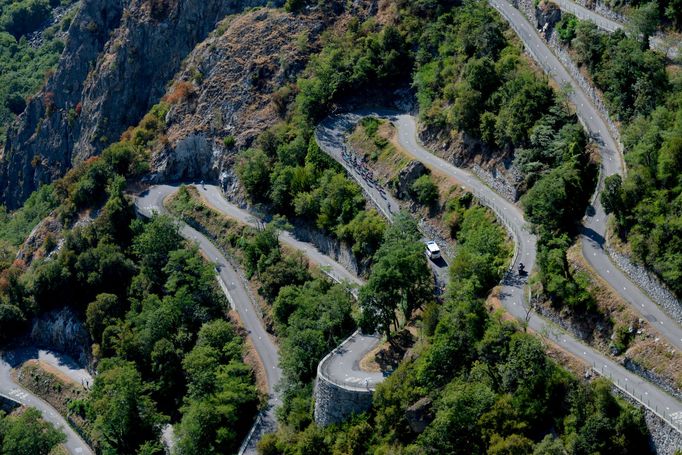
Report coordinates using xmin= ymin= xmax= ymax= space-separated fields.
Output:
xmin=572 ymin=0 xmax=627 ymax=23
xmin=613 ymin=387 xmax=682 ymax=454
xmin=313 ymin=374 xmax=373 ymax=427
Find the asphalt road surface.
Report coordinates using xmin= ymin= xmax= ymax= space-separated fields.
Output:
xmin=136 ymin=185 xmax=282 ymax=454
xmin=196 ymin=185 xmax=363 ymax=288
xmin=3 ymin=347 xmax=92 ymax=386
xmin=490 ymin=0 xmax=682 ymax=364
xmin=318 ymin=330 xmax=385 ymax=391
xmin=552 ymin=0 xmax=622 ymax=32
xmin=136 ymin=184 xmax=386 ymax=450
xmin=315 ymin=109 xmax=682 ymax=428
xmin=193 ymin=185 xmax=388 ymax=392
xmin=551 ymin=0 xmax=678 ymax=59
xmin=315 ymin=117 xmax=450 ymax=287
xmin=0 ymin=354 xmax=92 ymax=455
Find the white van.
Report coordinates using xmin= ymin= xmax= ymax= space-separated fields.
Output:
xmin=425 ymin=241 xmax=441 ymax=260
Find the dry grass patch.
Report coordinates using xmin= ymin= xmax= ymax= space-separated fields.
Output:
xmin=13 ymin=360 xmax=90 ymax=436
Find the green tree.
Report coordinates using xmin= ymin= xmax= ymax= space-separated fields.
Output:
xmin=337 ymin=209 xmax=387 ymax=258
xmin=132 ymin=215 xmax=182 ymax=287
xmin=0 ymin=407 xmax=65 ymax=455
xmin=417 ymin=381 xmax=495 ymax=454
xmin=572 ymin=21 xmax=604 ymax=71
xmin=410 ymin=174 xmax=439 ymax=206
xmin=86 ymin=293 xmax=121 ymax=344
xmin=359 ymin=212 xmax=433 ymax=338
xmin=237 ymin=149 xmax=271 ymax=202
xmin=176 ymin=362 xmax=258 ymax=455
xmin=600 ymin=174 xmax=624 ymax=222
xmin=87 ymin=360 xmax=166 ymax=454
xmin=628 ymin=2 xmax=659 ymax=43
xmin=521 ymin=163 xmax=585 ymax=234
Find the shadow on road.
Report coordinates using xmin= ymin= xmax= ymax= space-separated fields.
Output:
xmin=502 ymin=271 xmax=527 ymax=288
xmin=430 ymin=257 xmax=448 ymax=269
xmin=580 ymin=225 xmax=606 ymax=247
xmin=2 ymin=347 xmax=84 ymax=372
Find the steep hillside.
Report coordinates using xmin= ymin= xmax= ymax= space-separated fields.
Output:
xmin=150 ymin=2 xmax=382 ymax=183
xmin=150 ymin=9 xmax=326 ymax=182
xmin=0 ymin=0 xmax=278 ymax=209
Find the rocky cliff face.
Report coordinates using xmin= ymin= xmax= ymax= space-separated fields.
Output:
xmin=0 ymin=0 xmax=278 ymax=209
xmin=0 ymin=0 xmax=126 ymax=209
xmin=149 ymin=0 xmax=382 ymax=182
xmin=150 ymin=8 xmax=327 ymax=182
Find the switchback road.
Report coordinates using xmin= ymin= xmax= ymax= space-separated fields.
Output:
xmin=491 ymin=0 xmax=682 ymax=376
xmin=0 ymin=353 xmax=92 ymax=455
xmin=136 ymin=185 xmax=281 ymax=454
xmin=192 ymin=186 xmax=389 ymax=391
xmin=316 ymin=109 xmax=682 ymax=431
xmin=136 ymin=184 xmax=385 ymax=449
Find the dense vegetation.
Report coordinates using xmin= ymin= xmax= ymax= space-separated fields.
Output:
xmin=0 ymin=408 xmax=65 ymax=455
xmin=167 ymin=185 xmax=356 ymax=433
xmin=557 ymin=18 xmax=668 ymax=122
xmin=0 ymin=0 xmax=77 ymax=141
xmin=606 ymin=0 xmax=681 ymax=32
xmin=0 ymin=183 xmax=58 ymax=262
xmin=0 ymin=99 xmax=260 ymax=454
xmin=411 ymin=1 xmax=596 ymax=311
xmin=261 ymin=180 xmax=649 ymax=455
xmin=359 ymin=212 xmax=433 ymax=339
xmin=0 ymin=0 xmax=667 ymax=453
xmin=553 ymin=15 xmax=682 ymax=296
xmin=601 ymin=76 xmax=682 ymax=295
xmin=237 ymin=1 xmax=428 ymax=261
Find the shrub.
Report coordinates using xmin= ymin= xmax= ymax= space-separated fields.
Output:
xmin=164 ymin=81 xmax=195 ymax=104
xmin=223 ymin=135 xmax=236 ymax=148
xmin=411 ymin=174 xmax=439 ymax=206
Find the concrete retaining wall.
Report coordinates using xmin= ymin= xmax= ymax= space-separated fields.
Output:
xmin=313 ymin=374 xmax=373 ymax=427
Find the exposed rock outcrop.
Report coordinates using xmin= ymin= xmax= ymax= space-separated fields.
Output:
xmin=0 ymin=0 xmax=126 ymax=209
xmin=150 ymin=8 xmax=327 ymax=182
xmin=395 ymin=160 xmax=427 ymax=200
xmin=30 ymin=307 xmax=91 ymax=367
xmin=405 ymin=397 xmax=433 ymax=434
xmin=420 ymin=126 xmax=522 ymax=201
xmin=0 ymin=0 xmax=279 ymax=209
xmin=16 ymin=213 xmax=63 ymax=265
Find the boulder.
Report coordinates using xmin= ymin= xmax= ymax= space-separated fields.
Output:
xmin=405 ymin=397 xmax=433 ymax=434
xmin=396 ymin=160 xmax=428 ymax=200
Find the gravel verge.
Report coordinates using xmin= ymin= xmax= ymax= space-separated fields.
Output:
xmin=606 ymin=247 xmax=682 ymax=325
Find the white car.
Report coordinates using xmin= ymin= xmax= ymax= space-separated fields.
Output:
xmin=425 ymin=241 xmax=441 ymax=260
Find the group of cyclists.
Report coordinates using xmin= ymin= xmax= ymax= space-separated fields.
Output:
xmin=340 ymin=146 xmax=387 ymax=200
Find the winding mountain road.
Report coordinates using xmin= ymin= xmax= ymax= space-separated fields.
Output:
xmin=136 ymin=184 xmax=386 ymax=449
xmin=195 ymin=185 xmax=362 ymax=289
xmin=308 ymin=0 xmax=682 ymax=431
xmin=552 ymin=0 xmax=622 ymax=32
xmin=136 ymin=186 xmax=281 ymax=454
xmin=318 ymin=108 xmax=682 ymax=431
xmin=192 ymin=185 xmax=389 ymax=392
xmin=0 ymin=352 xmax=92 ymax=455
xmin=550 ymin=0 xmax=678 ymax=58
xmin=490 ymin=0 xmax=682 ymax=362
xmin=132 ymin=0 xmax=682 ymax=439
